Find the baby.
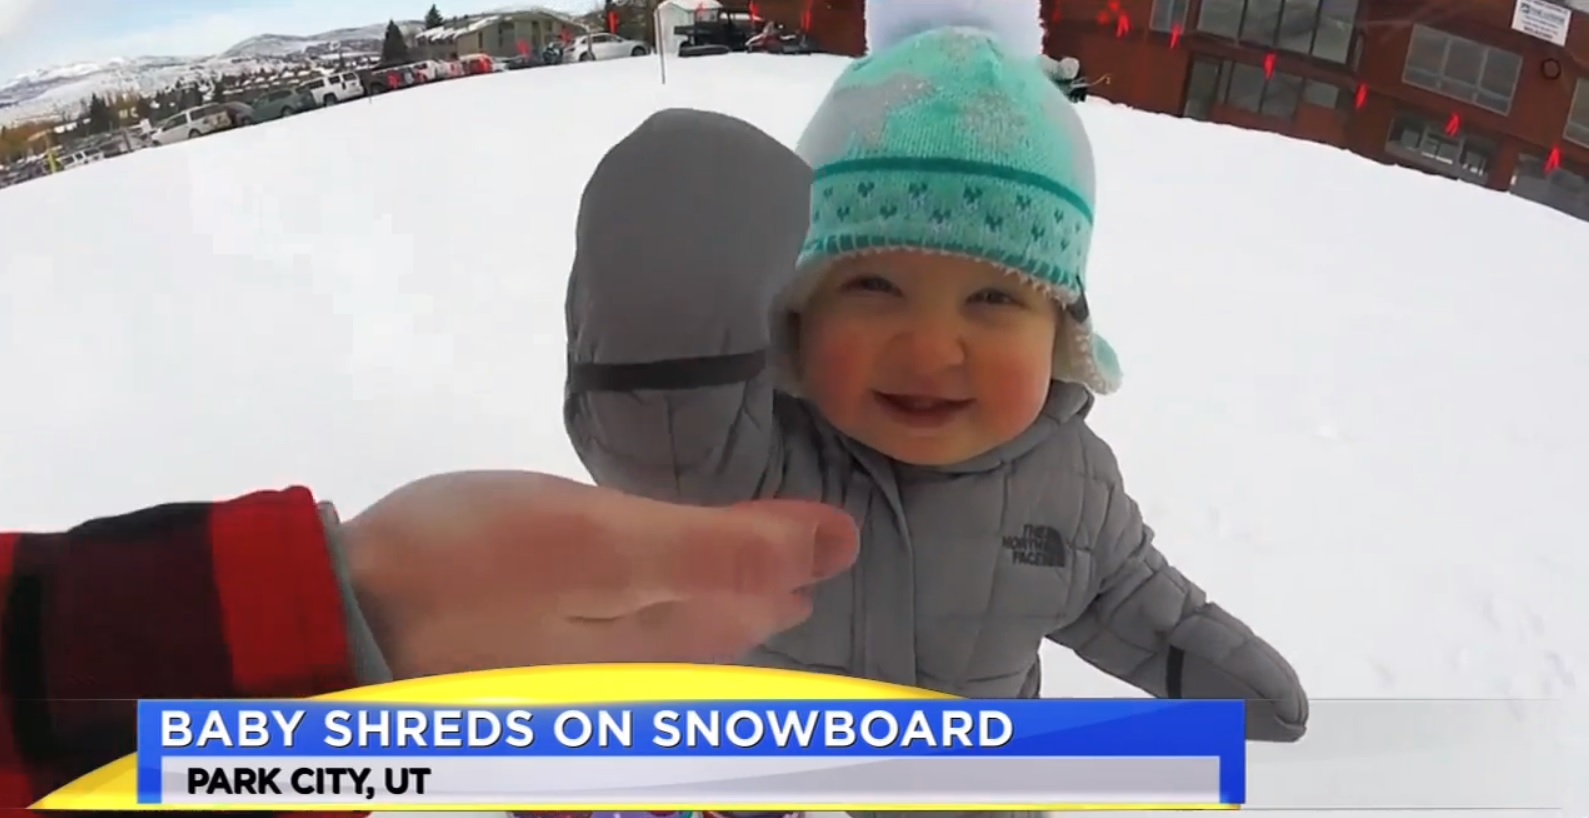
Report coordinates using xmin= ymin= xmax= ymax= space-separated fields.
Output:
xmin=563 ymin=3 xmax=1306 ymax=747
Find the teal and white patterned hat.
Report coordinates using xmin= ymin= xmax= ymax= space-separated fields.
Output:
xmin=788 ymin=0 xmax=1120 ymax=394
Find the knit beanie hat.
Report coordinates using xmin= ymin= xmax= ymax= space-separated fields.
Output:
xmin=785 ymin=0 xmax=1121 ymax=395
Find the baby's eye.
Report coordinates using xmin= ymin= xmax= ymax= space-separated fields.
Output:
xmin=969 ymin=287 xmax=1024 ymax=307
xmin=841 ymin=275 xmax=902 ymax=295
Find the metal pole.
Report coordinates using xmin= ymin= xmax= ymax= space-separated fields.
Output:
xmin=655 ymin=0 xmax=668 ymax=84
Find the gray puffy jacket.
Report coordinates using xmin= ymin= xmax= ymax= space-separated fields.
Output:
xmin=564 ymin=108 xmax=1307 ymax=742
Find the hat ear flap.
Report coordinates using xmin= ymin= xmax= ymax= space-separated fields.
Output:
xmin=1055 ymin=319 xmax=1123 ymax=395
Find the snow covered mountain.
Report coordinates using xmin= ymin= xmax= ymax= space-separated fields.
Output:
xmin=0 ymin=21 xmax=424 ymax=124
xmin=221 ymin=22 xmax=421 ymax=59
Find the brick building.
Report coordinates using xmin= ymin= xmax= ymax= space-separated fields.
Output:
xmin=792 ymin=0 xmax=1589 ymax=222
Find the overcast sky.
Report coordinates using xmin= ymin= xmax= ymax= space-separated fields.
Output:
xmin=0 ymin=0 xmax=593 ymax=79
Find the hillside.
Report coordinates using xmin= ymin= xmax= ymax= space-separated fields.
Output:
xmin=0 ymin=20 xmax=425 ymax=124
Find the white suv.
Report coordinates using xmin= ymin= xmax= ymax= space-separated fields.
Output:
xmin=152 ymin=104 xmax=236 ymax=145
xmin=564 ymin=33 xmax=651 ymax=62
xmin=298 ymin=71 xmax=366 ymax=106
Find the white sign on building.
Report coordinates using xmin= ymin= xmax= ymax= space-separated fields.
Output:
xmin=1512 ymin=0 xmax=1573 ymax=46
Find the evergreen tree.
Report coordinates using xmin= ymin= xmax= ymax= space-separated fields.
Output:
xmin=210 ymin=75 xmax=228 ymax=103
xmin=380 ymin=20 xmax=413 ymax=66
xmin=85 ymin=94 xmax=115 ymax=134
xmin=424 ymin=4 xmax=444 ymax=28
xmin=134 ymin=95 xmax=154 ymax=121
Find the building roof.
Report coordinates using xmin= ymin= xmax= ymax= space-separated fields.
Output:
xmin=417 ymin=15 xmax=502 ymax=43
xmin=485 ymin=5 xmax=585 ymax=25
xmin=417 ymin=7 xmax=581 ymax=43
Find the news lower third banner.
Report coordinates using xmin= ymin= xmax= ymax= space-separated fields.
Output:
xmin=33 ymin=665 xmax=1246 ymax=812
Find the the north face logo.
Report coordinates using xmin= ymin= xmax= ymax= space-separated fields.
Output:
xmin=1003 ymin=524 xmax=1067 ymax=567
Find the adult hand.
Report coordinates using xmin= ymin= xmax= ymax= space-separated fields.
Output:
xmin=340 ymin=471 xmax=858 ymax=678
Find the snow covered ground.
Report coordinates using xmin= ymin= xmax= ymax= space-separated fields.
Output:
xmin=0 ymin=54 xmax=1584 ymax=814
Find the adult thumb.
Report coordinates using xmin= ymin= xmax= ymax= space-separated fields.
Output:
xmin=629 ymin=499 xmax=859 ymax=602
xmin=727 ymin=499 xmax=860 ymax=583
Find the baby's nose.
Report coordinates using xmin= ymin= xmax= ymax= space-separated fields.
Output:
xmin=892 ymin=323 xmax=966 ymax=370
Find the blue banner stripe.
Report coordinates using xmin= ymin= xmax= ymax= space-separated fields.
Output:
xmin=137 ymin=699 xmax=1245 ymax=804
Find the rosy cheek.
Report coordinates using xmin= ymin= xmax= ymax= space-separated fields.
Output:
xmin=974 ymin=348 xmax=1053 ymax=428
xmin=799 ymin=319 xmax=875 ymax=424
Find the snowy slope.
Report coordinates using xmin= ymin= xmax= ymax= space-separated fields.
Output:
xmin=0 ymin=55 xmax=1583 ymax=813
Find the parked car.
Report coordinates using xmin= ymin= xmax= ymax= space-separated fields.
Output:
xmin=250 ymin=87 xmax=315 ymax=120
xmin=0 ymin=157 xmax=48 ymax=189
xmin=408 ymin=60 xmax=446 ymax=82
xmin=297 ymin=70 xmax=365 ymax=106
xmin=59 ymin=148 xmax=105 ymax=170
xmin=151 ymin=104 xmax=235 ymax=146
xmin=676 ymin=10 xmax=756 ymax=56
xmin=459 ymin=53 xmax=502 ymax=75
xmin=219 ymin=101 xmax=254 ymax=127
xmin=502 ymin=53 xmax=540 ymax=70
xmin=745 ymin=21 xmax=815 ymax=54
xmin=564 ymin=33 xmax=651 ymax=62
xmin=366 ymin=65 xmax=419 ymax=93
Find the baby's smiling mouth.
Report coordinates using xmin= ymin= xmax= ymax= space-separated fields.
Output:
xmin=873 ymin=391 xmax=974 ymax=427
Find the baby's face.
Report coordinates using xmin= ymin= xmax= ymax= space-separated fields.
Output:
xmin=797 ymin=251 xmax=1058 ymax=466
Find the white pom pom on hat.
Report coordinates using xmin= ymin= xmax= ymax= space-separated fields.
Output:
xmin=864 ymin=0 xmax=1045 ymax=55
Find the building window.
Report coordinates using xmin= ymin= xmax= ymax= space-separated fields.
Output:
xmin=1301 ymin=78 xmax=1344 ymax=109
xmin=1240 ymin=0 xmax=1282 ymax=46
xmin=1310 ymin=0 xmax=1358 ymax=62
xmin=1197 ymin=0 xmax=1244 ymax=38
xmin=1277 ymin=0 xmax=1321 ymax=53
xmin=1385 ymin=111 xmax=1496 ymax=183
xmin=1261 ymin=71 xmax=1303 ymax=118
xmin=1150 ymin=0 xmax=1192 ymax=32
xmin=1227 ymin=62 xmax=1303 ymax=119
xmin=1184 ymin=57 xmax=1224 ymax=119
xmin=1184 ymin=57 xmax=1303 ymax=121
xmin=1511 ymin=154 xmax=1589 ymax=222
xmin=1402 ymin=25 xmax=1521 ymax=115
xmin=1566 ymin=79 xmax=1589 ymax=148
xmin=1195 ymin=0 xmax=1359 ymax=63
xmin=1225 ymin=62 xmax=1268 ymax=111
